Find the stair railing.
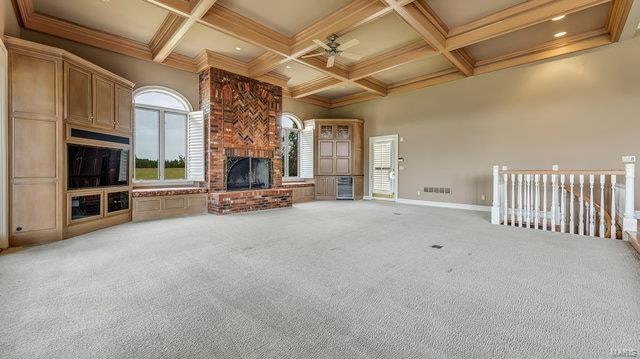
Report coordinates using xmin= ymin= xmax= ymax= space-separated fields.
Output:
xmin=491 ymin=157 xmax=637 ymax=240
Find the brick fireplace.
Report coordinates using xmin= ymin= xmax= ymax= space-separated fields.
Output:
xmin=199 ymin=68 xmax=292 ymax=214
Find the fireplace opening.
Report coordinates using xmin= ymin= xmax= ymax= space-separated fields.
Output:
xmin=225 ymin=157 xmax=272 ymax=191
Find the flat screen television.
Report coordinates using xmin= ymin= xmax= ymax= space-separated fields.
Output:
xmin=68 ymin=144 xmax=129 ymax=189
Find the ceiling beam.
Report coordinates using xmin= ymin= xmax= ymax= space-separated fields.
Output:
xmin=446 ymin=0 xmax=611 ymax=51
xmin=353 ymin=77 xmax=387 ymax=96
xmin=290 ymin=0 xmax=392 ymax=58
xmin=348 ymin=41 xmax=437 ymax=80
xmin=387 ymin=68 xmax=462 ymax=95
xmin=296 ymin=56 xmax=387 ymax=95
xmin=200 ymin=4 xmax=291 ymax=56
xmin=144 ymin=0 xmax=191 ymax=17
xmin=290 ymin=77 xmax=343 ymax=98
xmin=474 ymin=29 xmax=611 ymax=75
xmin=386 ymin=0 xmax=474 ymax=76
xmin=607 ymin=0 xmax=635 ymax=41
xmin=248 ymin=52 xmax=288 ymax=77
xmin=150 ymin=0 xmax=218 ymax=63
xmin=330 ymin=91 xmax=383 ymax=108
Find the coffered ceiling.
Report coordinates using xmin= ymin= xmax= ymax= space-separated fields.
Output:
xmin=11 ymin=0 xmax=638 ymax=108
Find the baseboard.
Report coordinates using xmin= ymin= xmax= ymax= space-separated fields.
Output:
xmin=396 ymin=198 xmax=491 ymax=212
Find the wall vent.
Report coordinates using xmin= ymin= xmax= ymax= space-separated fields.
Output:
xmin=423 ymin=187 xmax=452 ymax=195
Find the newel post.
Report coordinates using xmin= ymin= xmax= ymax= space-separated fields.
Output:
xmin=623 ymin=157 xmax=637 ymax=234
xmin=491 ymin=165 xmax=501 ymax=224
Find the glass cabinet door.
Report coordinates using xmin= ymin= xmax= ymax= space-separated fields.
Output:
xmin=107 ymin=191 xmax=129 ymax=213
xmin=70 ymin=193 xmax=102 ymax=221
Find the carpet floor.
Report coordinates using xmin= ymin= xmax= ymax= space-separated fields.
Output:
xmin=1 ymin=201 xmax=639 ymax=358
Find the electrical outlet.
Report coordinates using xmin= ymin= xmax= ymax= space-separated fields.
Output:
xmin=417 ymin=191 xmax=421 ymax=196
xmin=481 ymin=194 xmax=486 ymax=201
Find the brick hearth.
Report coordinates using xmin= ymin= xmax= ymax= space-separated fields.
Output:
xmin=209 ymin=188 xmax=292 ymax=214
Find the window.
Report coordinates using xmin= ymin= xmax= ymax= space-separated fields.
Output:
xmin=133 ymin=86 xmax=204 ymax=183
xmin=281 ymin=113 xmax=313 ymax=180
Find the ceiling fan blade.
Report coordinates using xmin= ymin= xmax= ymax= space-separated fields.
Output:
xmin=300 ymin=52 xmax=325 ymax=58
xmin=326 ymin=55 xmax=335 ymax=68
xmin=337 ymin=39 xmax=359 ymax=51
xmin=340 ymin=51 xmax=363 ymax=61
xmin=313 ymin=39 xmax=331 ymax=50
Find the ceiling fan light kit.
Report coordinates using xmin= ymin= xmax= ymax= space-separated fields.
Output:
xmin=302 ymin=34 xmax=363 ymax=68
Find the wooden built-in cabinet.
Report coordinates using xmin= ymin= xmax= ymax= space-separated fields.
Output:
xmin=6 ymin=36 xmax=135 ymax=246
xmin=305 ymin=119 xmax=364 ymax=200
xmin=65 ymin=63 xmax=132 ymax=133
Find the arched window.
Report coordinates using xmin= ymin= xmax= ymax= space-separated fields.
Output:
xmin=281 ymin=113 xmax=303 ymax=180
xmin=133 ymin=86 xmax=203 ymax=183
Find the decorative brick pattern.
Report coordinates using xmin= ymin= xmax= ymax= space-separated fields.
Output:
xmin=209 ymin=188 xmax=292 ymax=214
xmin=199 ymin=67 xmax=288 ymax=214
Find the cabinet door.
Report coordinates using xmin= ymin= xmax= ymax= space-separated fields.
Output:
xmin=336 ymin=141 xmax=350 ymax=157
xmin=92 ymin=75 xmax=115 ymax=129
xmin=326 ymin=177 xmax=336 ymax=196
xmin=115 ymin=84 xmax=133 ymax=132
xmin=319 ymin=158 xmax=334 ymax=175
xmin=64 ymin=63 xmax=92 ymax=125
xmin=319 ymin=124 xmax=334 ymax=139
xmin=315 ymin=177 xmax=326 ymax=195
xmin=335 ymin=158 xmax=350 ymax=174
xmin=13 ymin=183 xmax=58 ymax=235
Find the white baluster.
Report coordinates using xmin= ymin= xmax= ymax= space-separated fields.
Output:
xmin=518 ymin=174 xmax=523 ymax=227
xmin=551 ymin=172 xmax=557 ymax=232
xmin=569 ymin=175 xmax=575 ymax=234
xmin=542 ymin=174 xmax=548 ymax=231
xmin=611 ymin=175 xmax=616 ymax=239
xmin=589 ymin=174 xmax=595 ymax=236
xmin=491 ymin=165 xmax=500 ymax=224
xmin=503 ymin=168 xmax=508 ymax=225
xmin=511 ymin=174 xmax=516 ymax=226
xmin=623 ymin=160 xmax=637 ymax=235
xmin=534 ymin=174 xmax=540 ymax=229
xmin=579 ymin=175 xmax=585 ymax=235
xmin=560 ymin=174 xmax=566 ymax=233
xmin=599 ymin=174 xmax=605 ymax=238
xmin=524 ymin=173 xmax=531 ymax=228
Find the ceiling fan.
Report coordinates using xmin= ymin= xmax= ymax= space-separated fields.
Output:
xmin=301 ymin=34 xmax=363 ymax=68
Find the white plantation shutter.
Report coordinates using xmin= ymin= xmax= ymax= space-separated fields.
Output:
xmin=186 ymin=111 xmax=204 ymax=181
xmin=300 ymin=128 xmax=314 ymax=178
xmin=372 ymin=139 xmax=392 ymax=194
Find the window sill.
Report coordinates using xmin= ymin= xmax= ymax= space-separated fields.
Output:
xmin=282 ymin=177 xmax=303 ymax=182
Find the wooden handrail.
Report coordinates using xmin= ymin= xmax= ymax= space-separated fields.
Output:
xmin=500 ymin=170 xmax=626 ymax=175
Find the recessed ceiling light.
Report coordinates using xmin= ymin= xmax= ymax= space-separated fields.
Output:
xmin=551 ymin=15 xmax=566 ymax=21
xmin=100 ymin=0 xmax=110 ymax=2
xmin=235 ymin=47 xmax=242 ymax=51
xmin=286 ymin=65 xmax=292 ymax=69
xmin=554 ymin=31 xmax=567 ymax=38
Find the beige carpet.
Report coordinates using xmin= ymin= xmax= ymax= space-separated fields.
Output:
xmin=1 ymin=200 xmax=639 ymax=358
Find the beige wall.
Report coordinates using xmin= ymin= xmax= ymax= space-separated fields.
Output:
xmin=1 ymin=1 xmax=20 ymax=37
xmin=283 ymin=97 xmax=331 ymax=123
xmin=330 ymin=35 xmax=640 ymax=207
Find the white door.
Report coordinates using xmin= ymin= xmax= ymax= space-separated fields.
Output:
xmin=369 ymin=135 xmax=398 ymax=200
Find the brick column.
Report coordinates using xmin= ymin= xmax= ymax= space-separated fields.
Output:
xmin=198 ymin=68 xmax=283 ymax=195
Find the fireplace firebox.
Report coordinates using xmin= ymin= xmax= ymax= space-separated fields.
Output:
xmin=225 ymin=157 xmax=272 ymax=191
